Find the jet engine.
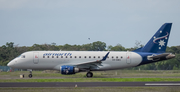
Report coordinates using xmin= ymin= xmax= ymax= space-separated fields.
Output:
xmin=60 ymin=65 xmax=79 ymax=74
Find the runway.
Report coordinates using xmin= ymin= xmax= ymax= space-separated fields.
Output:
xmin=0 ymin=82 xmax=180 ymax=87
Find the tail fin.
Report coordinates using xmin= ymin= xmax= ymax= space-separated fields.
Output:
xmin=134 ymin=23 xmax=172 ymax=53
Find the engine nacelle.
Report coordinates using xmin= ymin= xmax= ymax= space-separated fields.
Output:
xmin=60 ymin=65 xmax=79 ymax=75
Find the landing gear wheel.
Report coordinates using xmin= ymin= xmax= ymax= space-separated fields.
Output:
xmin=86 ymin=72 xmax=93 ymax=78
xmin=28 ymin=74 xmax=33 ymax=78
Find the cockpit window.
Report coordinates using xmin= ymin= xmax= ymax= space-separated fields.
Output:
xmin=17 ymin=55 xmax=21 ymax=58
xmin=21 ymin=55 xmax=25 ymax=58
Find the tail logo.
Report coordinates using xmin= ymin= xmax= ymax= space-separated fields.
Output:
xmin=153 ymin=31 xmax=169 ymax=49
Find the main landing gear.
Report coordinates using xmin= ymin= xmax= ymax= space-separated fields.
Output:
xmin=86 ymin=72 xmax=93 ymax=78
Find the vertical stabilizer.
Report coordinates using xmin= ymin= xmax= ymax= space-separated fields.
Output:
xmin=136 ymin=23 xmax=172 ymax=53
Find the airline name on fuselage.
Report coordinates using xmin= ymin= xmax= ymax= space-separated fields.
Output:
xmin=43 ymin=53 xmax=72 ymax=56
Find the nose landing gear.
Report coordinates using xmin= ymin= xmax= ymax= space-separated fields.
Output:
xmin=28 ymin=69 xmax=33 ymax=78
xmin=28 ymin=74 xmax=32 ymax=78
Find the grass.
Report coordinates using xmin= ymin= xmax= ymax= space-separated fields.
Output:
xmin=1 ymin=70 xmax=180 ymax=92
xmin=2 ymin=70 xmax=180 ymax=78
xmin=0 ymin=87 xmax=180 ymax=92
xmin=0 ymin=78 xmax=180 ymax=82
xmin=1 ymin=70 xmax=180 ymax=82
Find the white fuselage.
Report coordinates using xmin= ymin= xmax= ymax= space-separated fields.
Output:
xmin=8 ymin=51 xmax=142 ymax=71
xmin=6 ymin=23 xmax=174 ymax=77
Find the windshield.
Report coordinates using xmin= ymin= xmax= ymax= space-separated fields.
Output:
xmin=21 ymin=55 xmax=25 ymax=58
xmin=17 ymin=54 xmax=25 ymax=58
xmin=17 ymin=55 xmax=21 ymax=58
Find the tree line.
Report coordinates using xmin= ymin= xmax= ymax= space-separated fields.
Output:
xmin=0 ymin=41 xmax=180 ymax=70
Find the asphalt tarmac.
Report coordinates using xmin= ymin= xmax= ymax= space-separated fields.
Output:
xmin=1 ymin=82 xmax=180 ymax=87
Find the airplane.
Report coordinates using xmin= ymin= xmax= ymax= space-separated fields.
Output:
xmin=7 ymin=23 xmax=175 ymax=78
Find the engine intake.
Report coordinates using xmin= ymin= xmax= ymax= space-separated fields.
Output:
xmin=60 ymin=65 xmax=79 ymax=74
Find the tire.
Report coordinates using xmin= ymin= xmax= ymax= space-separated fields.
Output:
xmin=86 ymin=72 xmax=93 ymax=78
xmin=28 ymin=74 xmax=33 ymax=78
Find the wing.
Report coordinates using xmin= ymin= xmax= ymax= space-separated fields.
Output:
xmin=72 ymin=52 xmax=110 ymax=71
xmin=53 ymin=52 xmax=110 ymax=71
xmin=75 ymin=52 xmax=110 ymax=66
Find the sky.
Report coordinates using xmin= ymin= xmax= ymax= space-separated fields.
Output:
xmin=0 ymin=0 xmax=180 ymax=48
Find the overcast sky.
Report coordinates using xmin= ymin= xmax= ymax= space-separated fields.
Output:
xmin=0 ymin=0 xmax=180 ymax=48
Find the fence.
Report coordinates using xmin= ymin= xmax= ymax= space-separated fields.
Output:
xmin=0 ymin=66 xmax=19 ymax=72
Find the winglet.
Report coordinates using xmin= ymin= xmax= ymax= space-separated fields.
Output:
xmin=102 ymin=52 xmax=110 ymax=61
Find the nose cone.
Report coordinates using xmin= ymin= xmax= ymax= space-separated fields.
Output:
xmin=7 ymin=61 xmax=14 ymax=67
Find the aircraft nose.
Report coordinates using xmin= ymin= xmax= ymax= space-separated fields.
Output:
xmin=7 ymin=60 xmax=15 ymax=67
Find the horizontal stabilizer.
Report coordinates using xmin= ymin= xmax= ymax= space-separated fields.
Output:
xmin=147 ymin=53 xmax=175 ymax=61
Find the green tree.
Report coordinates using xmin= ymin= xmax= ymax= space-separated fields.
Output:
xmin=81 ymin=43 xmax=92 ymax=51
xmin=110 ymin=44 xmax=125 ymax=51
xmin=107 ymin=45 xmax=113 ymax=51
xmin=91 ymin=41 xmax=106 ymax=51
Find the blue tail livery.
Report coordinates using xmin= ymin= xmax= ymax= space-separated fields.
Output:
xmin=134 ymin=23 xmax=172 ymax=53
xmin=134 ymin=23 xmax=175 ymax=65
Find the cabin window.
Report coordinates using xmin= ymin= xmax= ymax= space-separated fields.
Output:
xmin=61 ymin=56 xmax=63 ymax=58
xmin=56 ymin=56 xmax=58 ymax=58
xmin=79 ymin=56 xmax=81 ymax=58
xmin=84 ymin=56 xmax=86 ymax=58
xmin=52 ymin=56 xmax=54 ymax=58
xmin=112 ymin=56 xmax=114 ymax=58
xmin=47 ymin=56 xmax=49 ymax=58
xmin=107 ymin=56 xmax=109 ymax=58
xmin=43 ymin=56 xmax=45 ymax=58
xmin=116 ymin=56 xmax=118 ymax=58
xmin=66 ymin=56 xmax=68 ymax=58
xmin=121 ymin=56 xmax=123 ymax=58
xmin=98 ymin=56 xmax=100 ymax=58
xmin=75 ymin=56 xmax=77 ymax=58
xmin=89 ymin=56 xmax=91 ymax=58
xmin=93 ymin=56 xmax=96 ymax=58
xmin=70 ymin=56 xmax=72 ymax=58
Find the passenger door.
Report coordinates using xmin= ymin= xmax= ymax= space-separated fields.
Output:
xmin=126 ymin=52 xmax=131 ymax=64
xmin=33 ymin=52 xmax=39 ymax=64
